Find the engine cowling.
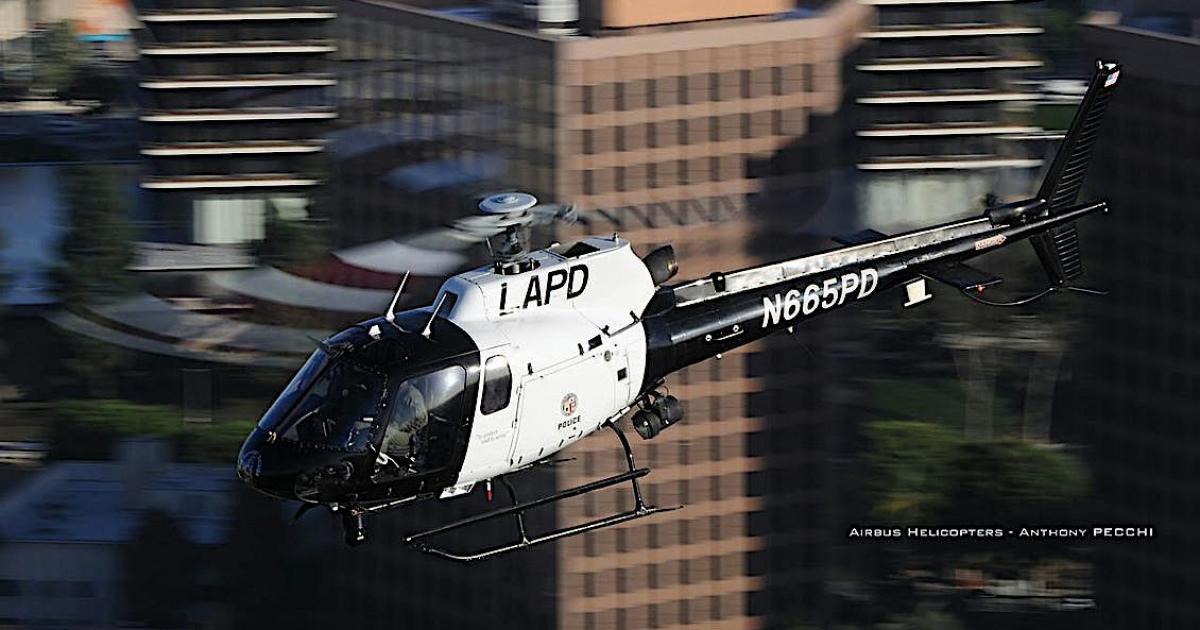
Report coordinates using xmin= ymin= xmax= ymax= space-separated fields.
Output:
xmin=642 ymin=245 xmax=678 ymax=286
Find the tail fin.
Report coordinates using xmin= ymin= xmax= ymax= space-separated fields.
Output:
xmin=1031 ymin=59 xmax=1121 ymax=285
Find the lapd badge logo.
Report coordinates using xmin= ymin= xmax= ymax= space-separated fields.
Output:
xmin=561 ymin=393 xmax=578 ymax=416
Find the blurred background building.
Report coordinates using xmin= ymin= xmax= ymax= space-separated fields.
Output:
xmin=854 ymin=0 xmax=1046 ymax=230
xmin=1073 ymin=5 xmax=1200 ymax=628
xmin=329 ymin=1 xmax=870 ymax=628
xmin=132 ymin=0 xmax=337 ymax=247
xmin=1 ymin=0 xmax=1195 ymax=628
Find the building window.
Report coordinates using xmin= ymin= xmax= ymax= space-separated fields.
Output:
xmin=615 ymin=82 xmax=626 ymax=111
xmin=709 ymin=72 xmax=720 ymax=101
xmin=583 ymin=85 xmax=595 ymax=114
xmin=645 ymin=78 xmax=657 ymax=107
xmin=771 ymin=66 xmax=783 ymax=96
xmin=583 ymin=170 xmax=595 ymax=195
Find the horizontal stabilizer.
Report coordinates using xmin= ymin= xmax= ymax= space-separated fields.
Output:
xmin=922 ymin=262 xmax=1003 ymax=292
xmin=833 ymin=228 xmax=889 ymax=246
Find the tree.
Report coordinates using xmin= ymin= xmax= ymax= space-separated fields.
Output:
xmin=865 ymin=420 xmax=960 ymax=523
xmin=865 ymin=422 xmax=1089 ymax=525
xmin=53 ymin=165 xmax=137 ymax=395
xmin=252 ymin=201 xmax=328 ymax=268
xmin=54 ymin=165 xmax=136 ymax=303
xmin=942 ymin=439 xmax=1088 ymax=524
xmin=34 ymin=21 xmax=84 ymax=97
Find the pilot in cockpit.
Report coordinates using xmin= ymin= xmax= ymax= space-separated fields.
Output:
xmin=378 ymin=381 xmax=429 ymax=472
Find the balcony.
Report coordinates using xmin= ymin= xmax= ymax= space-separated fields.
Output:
xmin=857 ymin=56 xmax=1044 ymax=72
xmin=138 ymin=7 xmax=335 ymax=22
xmin=141 ymin=139 xmax=325 ymax=156
xmin=857 ymin=89 xmax=1039 ymax=105
xmin=139 ymin=107 xmax=338 ymax=122
xmin=141 ymin=174 xmax=321 ymax=189
xmin=858 ymin=122 xmax=1039 ymax=137
xmin=139 ymin=73 xmax=336 ymax=89
xmin=863 ymin=23 xmax=1042 ymax=39
xmin=140 ymin=40 xmax=336 ymax=56
xmin=858 ymin=155 xmax=1043 ymax=170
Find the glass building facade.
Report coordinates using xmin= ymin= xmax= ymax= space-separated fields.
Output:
xmin=854 ymin=0 xmax=1044 ymax=229
xmin=134 ymin=0 xmax=337 ymax=244
xmin=325 ymin=1 xmax=872 ymax=628
xmin=1074 ymin=15 xmax=1200 ymax=630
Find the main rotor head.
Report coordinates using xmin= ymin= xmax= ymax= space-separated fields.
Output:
xmin=473 ymin=192 xmax=576 ymax=274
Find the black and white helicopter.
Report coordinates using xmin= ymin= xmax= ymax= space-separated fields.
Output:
xmin=238 ymin=61 xmax=1120 ymax=561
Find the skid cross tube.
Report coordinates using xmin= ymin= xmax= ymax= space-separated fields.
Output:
xmin=405 ymin=421 xmax=679 ymax=562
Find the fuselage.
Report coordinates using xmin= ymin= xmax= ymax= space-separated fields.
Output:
xmin=237 ymin=199 xmax=1107 ymax=511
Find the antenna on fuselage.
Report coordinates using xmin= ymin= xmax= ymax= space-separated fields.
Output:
xmin=421 ymin=291 xmax=449 ymax=339
xmin=385 ymin=271 xmax=410 ymax=332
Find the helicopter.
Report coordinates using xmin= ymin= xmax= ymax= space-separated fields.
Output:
xmin=237 ymin=60 xmax=1121 ymax=561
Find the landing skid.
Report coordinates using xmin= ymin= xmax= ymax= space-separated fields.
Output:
xmin=404 ymin=422 xmax=680 ymax=562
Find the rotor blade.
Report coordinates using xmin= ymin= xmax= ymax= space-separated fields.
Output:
xmin=529 ymin=202 xmax=577 ymax=225
xmin=334 ymin=197 xmax=582 ymax=276
xmin=333 ymin=233 xmax=472 ymax=276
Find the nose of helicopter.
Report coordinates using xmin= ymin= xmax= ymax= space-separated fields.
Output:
xmin=237 ymin=428 xmax=296 ymax=499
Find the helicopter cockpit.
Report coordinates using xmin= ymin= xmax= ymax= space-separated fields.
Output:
xmin=238 ymin=315 xmax=478 ymax=505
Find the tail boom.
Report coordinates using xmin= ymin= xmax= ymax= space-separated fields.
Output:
xmin=640 ymin=201 xmax=1107 ymax=387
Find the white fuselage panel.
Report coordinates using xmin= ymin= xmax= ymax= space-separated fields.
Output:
xmin=446 ymin=236 xmax=655 ymax=486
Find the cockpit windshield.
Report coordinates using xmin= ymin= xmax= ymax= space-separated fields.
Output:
xmin=259 ymin=346 xmax=387 ymax=452
xmin=255 ymin=323 xmax=470 ymax=471
xmin=258 ymin=349 xmax=330 ymax=431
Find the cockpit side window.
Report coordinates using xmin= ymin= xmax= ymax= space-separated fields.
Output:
xmin=377 ymin=365 xmax=467 ymax=476
xmin=480 ymin=356 xmax=512 ymax=415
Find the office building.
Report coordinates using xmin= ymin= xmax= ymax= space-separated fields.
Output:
xmin=1073 ymin=10 xmax=1200 ymax=629
xmin=132 ymin=0 xmax=337 ymax=246
xmin=326 ymin=1 xmax=872 ymax=628
xmin=854 ymin=0 xmax=1044 ymax=228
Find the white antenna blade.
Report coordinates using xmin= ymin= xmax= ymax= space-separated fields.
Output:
xmin=421 ymin=292 xmax=448 ymax=338
xmin=385 ymin=271 xmax=410 ymax=325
